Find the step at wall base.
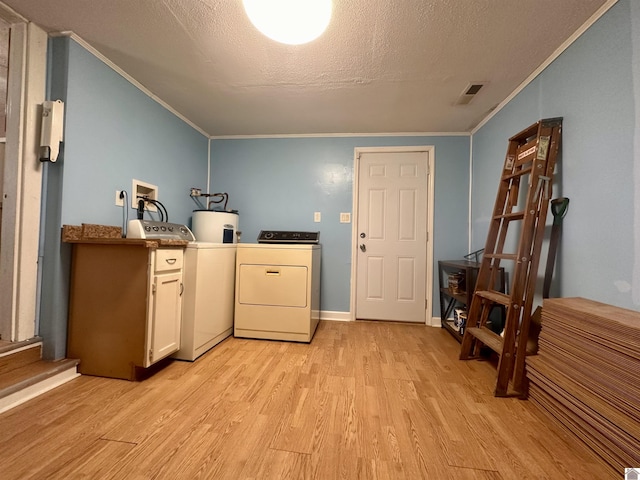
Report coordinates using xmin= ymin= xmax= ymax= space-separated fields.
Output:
xmin=0 ymin=363 xmax=80 ymax=415
xmin=0 ymin=344 xmax=43 ymax=376
xmin=0 ymin=359 xmax=80 ymax=397
xmin=0 ymin=337 xmax=43 ymax=357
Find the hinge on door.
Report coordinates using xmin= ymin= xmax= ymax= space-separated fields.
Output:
xmin=152 ymin=283 xmax=157 ymax=294
xmin=148 ymin=349 xmax=153 ymax=362
xmin=425 ymin=299 xmax=428 ymax=309
xmin=426 ymin=232 xmax=429 ymax=242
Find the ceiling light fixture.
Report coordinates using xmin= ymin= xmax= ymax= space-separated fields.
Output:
xmin=242 ymin=0 xmax=332 ymax=46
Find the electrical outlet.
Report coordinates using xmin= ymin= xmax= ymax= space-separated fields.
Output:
xmin=340 ymin=212 xmax=351 ymax=223
xmin=314 ymin=212 xmax=321 ymax=222
xmin=115 ymin=190 xmax=124 ymax=206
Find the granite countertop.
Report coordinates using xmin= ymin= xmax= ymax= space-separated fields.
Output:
xmin=61 ymin=224 xmax=189 ymax=248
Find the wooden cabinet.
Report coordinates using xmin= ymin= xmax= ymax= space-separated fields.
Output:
xmin=148 ymin=248 xmax=183 ymax=364
xmin=438 ymin=260 xmax=505 ymax=342
xmin=67 ymin=243 xmax=184 ymax=380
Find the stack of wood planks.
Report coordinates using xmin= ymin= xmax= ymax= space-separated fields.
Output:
xmin=527 ymin=297 xmax=640 ymax=474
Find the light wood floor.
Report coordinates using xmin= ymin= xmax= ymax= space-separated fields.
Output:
xmin=0 ymin=321 xmax=616 ymax=479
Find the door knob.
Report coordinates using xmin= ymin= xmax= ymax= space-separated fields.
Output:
xmin=360 ymin=232 xmax=366 ymax=238
xmin=360 ymin=244 xmax=366 ymax=252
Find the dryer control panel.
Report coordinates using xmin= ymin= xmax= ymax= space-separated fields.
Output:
xmin=127 ymin=219 xmax=195 ymax=241
xmin=257 ymin=230 xmax=320 ymax=244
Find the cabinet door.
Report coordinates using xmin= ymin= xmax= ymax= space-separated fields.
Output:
xmin=148 ymin=271 xmax=182 ymax=365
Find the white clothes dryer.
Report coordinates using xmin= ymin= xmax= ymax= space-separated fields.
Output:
xmin=234 ymin=240 xmax=321 ymax=343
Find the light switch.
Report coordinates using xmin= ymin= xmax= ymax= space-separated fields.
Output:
xmin=340 ymin=212 xmax=351 ymax=223
xmin=314 ymin=212 xmax=321 ymax=222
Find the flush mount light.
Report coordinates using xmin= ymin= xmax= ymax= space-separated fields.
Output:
xmin=242 ymin=0 xmax=332 ymax=45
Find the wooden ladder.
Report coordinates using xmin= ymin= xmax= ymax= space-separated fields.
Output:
xmin=460 ymin=117 xmax=563 ymax=397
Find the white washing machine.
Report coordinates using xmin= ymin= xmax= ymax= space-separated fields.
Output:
xmin=234 ymin=233 xmax=321 ymax=343
xmin=173 ymin=242 xmax=236 ymax=361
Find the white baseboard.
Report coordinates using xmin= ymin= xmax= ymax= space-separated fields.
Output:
xmin=319 ymin=312 xmax=442 ymax=326
xmin=0 ymin=366 xmax=80 ymax=414
xmin=320 ymin=311 xmax=352 ymax=322
xmin=430 ymin=317 xmax=442 ymax=327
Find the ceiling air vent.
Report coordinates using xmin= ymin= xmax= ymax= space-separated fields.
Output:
xmin=455 ymin=83 xmax=486 ymax=105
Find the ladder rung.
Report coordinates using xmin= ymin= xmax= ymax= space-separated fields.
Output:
xmin=503 ymin=167 xmax=532 ymax=180
xmin=515 ymin=138 xmax=538 ymax=166
xmin=483 ymin=253 xmax=518 ymax=261
xmin=466 ymin=327 xmax=504 ymax=354
xmin=475 ymin=290 xmax=511 ymax=306
xmin=510 ymin=123 xmax=540 ymax=143
xmin=495 ymin=211 xmax=525 ymax=221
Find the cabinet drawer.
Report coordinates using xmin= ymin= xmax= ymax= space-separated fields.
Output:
xmin=154 ymin=249 xmax=184 ymax=273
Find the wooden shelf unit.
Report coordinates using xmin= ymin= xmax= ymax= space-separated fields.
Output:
xmin=438 ymin=260 xmax=506 ymax=342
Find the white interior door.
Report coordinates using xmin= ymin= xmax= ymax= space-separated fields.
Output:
xmin=355 ymin=150 xmax=429 ymax=322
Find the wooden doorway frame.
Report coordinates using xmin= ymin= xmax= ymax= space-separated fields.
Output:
xmin=350 ymin=146 xmax=435 ymax=324
xmin=0 ymin=3 xmax=47 ymax=342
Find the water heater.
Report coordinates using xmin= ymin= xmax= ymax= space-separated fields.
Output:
xmin=191 ymin=210 xmax=239 ymax=243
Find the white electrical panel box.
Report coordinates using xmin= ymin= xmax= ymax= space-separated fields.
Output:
xmin=132 ymin=179 xmax=158 ymax=212
xmin=39 ymin=100 xmax=65 ymax=163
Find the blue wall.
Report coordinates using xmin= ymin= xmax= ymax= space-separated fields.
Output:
xmin=472 ymin=0 xmax=639 ymax=311
xmin=39 ymin=37 xmax=209 ymax=359
xmin=209 ymin=136 xmax=470 ymax=316
xmin=60 ymin=40 xmax=208 ymax=226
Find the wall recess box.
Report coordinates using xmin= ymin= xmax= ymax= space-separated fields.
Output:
xmin=132 ymin=179 xmax=158 ymax=212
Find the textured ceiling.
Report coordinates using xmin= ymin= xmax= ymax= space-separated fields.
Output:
xmin=4 ymin=0 xmax=609 ymax=136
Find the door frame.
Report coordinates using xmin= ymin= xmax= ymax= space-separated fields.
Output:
xmin=350 ymin=146 xmax=435 ymax=324
xmin=0 ymin=4 xmax=47 ymax=342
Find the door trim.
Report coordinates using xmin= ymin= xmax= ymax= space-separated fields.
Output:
xmin=0 ymin=15 xmax=47 ymax=342
xmin=350 ymin=146 xmax=435 ymax=323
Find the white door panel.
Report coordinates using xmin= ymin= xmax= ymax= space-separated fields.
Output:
xmin=356 ymin=150 xmax=429 ymax=322
xmin=399 ymin=189 xmax=417 ymax=240
xmin=397 ymin=257 xmax=416 ymax=301
xmin=366 ymin=256 xmax=384 ymax=299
